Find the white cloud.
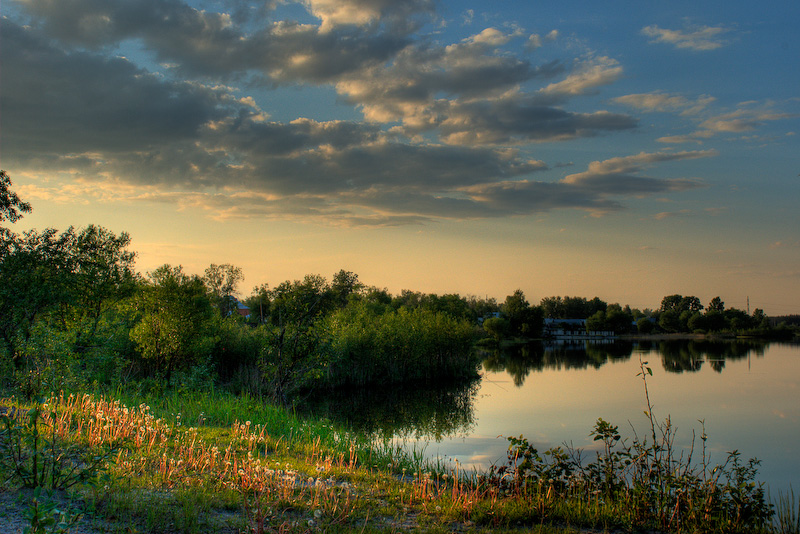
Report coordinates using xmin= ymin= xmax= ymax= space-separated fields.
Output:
xmin=613 ymin=92 xmax=715 ymax=116
xmin=641 ymin=23 xmax=734 ymax=51
xmin=538 ymin=56 xmax=623 ymax=100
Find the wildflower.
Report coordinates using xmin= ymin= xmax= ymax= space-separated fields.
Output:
xmin=314 ymin=509 xmax=322 ymax=519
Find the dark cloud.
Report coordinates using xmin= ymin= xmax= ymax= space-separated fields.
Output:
xmin=14 ymin=0 xmax=415 ymax=80
xmin=1 ymin=19 xmax=234 ymax=157
xmin=561 ymin=151 xmax=715 ymax=194
xmin=438 ymin=100 xmax=637 ymax=145
xmin=3 ymin=2 xmax=712 ymax=227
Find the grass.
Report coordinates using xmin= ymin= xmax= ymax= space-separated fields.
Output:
xmin=1 ymin=387 xmax=798 ymax=534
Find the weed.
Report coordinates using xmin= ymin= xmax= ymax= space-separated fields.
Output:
xmin=20 ymin=487 xmax=82 ymax=534
xmin=0 ymin=396 xmax=118 ymax=490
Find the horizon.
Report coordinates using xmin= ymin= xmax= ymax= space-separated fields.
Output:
xmin=3 ymin=1 xmax=798 ymax=316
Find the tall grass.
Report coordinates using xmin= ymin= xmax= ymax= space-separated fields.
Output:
xmin=2 ymin=384 xmax=798 ymax=533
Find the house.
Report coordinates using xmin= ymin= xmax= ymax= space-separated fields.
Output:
xmin=543 ymin=318 xmax=615 ymax=339
xmin=235 ymin=301 xmax=250 ymax=319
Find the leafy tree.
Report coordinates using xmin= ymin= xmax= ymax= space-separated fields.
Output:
xmin=687 ymin=312 xmax=708 ymax=332
xmin=586 ymin=304 xmax=633 ymax=334
xmin=707 ymin=296 xmax=725 ymax=313
xmin=540 ymin=296 xmax=565 ymax=319
xmin=244 ymin=283 xmax=271 ymax=324
xmin=637 ymin=317 xmax=655 ymax=334
xmin=60 ymin=225 xmax=138 ymax=349
xmin=0 ymin=228 xmax=76 ymax=361
xmin=704 ymin=310 xmax=727 ymax=331
xmin=0 ymin=170 xmax=32 ymax=226
xmin=204 ymin=263 xmax=244 ymax=317
xmin=681 ymin=296 xmax=704 ymax=313
xmin=503 ymin=290 xmax=543 ymax=337
xmin=660 ymin=294 xmax=684 ymax=313
xmin=330 ymin=269 xmax=363 ymax=308
xmin=540 ymin=295 xmax=606 ymax=319
xmin=129 ymin=265 xmax=214 ymax=385
xmin=658 ymin=309 xmax=682 ymax=333
xmin=260 ymin=274 xmax=332 ymax=404
xmin=660 ymin=294 xmax=703 ymax=314
xmin=483 ymin=316 xmax=510 ymax=341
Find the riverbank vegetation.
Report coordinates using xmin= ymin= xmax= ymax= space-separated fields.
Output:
xmin=2 ymin=385 xmax=799 ymax=534
xmin=2 ymin=170 xmax=799 ymax=532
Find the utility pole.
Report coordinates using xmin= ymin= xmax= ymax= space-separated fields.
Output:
xmin=747 ymin=296 xmax=750 ymax=315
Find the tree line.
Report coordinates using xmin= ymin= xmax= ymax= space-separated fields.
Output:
xmin=0 ymin=171 xmax=792 ymax=403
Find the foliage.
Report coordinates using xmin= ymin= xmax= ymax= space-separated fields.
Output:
xmin=257 ymin=274 xmax=333 ymax=404
xmin=128 ymin=265 xmax=215 ymax=385
xmin=21 ymin=487 xmax=82 ymax=534
xmin=0 ymin=227 xmax=76 ymax=362
xmin=502 ymin=289 xmax=544 ymax=338
xmin=203 ymin=263 xmax=244 ymax=317
xmin=585 ymin=304 xmax=633 ymax=334
xmin=0 ymin=397 xmax=117 ymax=490
xmin=483 ymin=316 xmax=510 ymax=341
xmin=324 ymin=302 xmax=479 ymax=388
xmin=0 ymin=222 xmax=137 ymax=395
xmin=540 ymin=296 xmax=607 ymax=319
xmin=480 ymin=358 xmax=774 ymax=533
xmin=0 ymin=170 xmax=32 ymax=225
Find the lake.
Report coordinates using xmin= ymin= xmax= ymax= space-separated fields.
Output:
xmin=304 ymin=339 xmax=800 ymax=494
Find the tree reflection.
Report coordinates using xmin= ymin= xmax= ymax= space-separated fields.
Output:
xmin=482 ymin=338 xmax=772 ymax=383
xmin=301 ymin=340 xmax=777 ymax=444
xmin=300 ymin=378 xmax=480 ymax=441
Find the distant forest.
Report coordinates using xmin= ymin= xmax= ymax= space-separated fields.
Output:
xmin=1 ymin=170 xmax=796 ymax=403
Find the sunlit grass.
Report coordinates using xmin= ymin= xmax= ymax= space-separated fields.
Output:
xmin=2 ymin=389 xmax=798 ymax=533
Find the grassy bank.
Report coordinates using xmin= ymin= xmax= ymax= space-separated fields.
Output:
xmin=1 ymin=388 xmax=799 ymax=534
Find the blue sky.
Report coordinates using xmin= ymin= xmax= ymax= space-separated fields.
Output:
xmin=3 ymin=0 xmax=799 ymax=314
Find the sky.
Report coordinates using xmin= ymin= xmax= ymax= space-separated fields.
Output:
xmin=2 ymin=0 xmax=799 ymax=315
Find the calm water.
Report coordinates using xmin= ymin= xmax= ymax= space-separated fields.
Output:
xmin=305 ymin=340 xmax=800 ymax=493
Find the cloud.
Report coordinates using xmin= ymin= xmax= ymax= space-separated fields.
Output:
xmin=613 ymin=92 xmax=715 ymax=116
xmin=438 ymin=100 xmax=637 ymax=145
xmin=337 ymin=46 xmax=633 ymax=143
xmin=656 ymin=103 xmax=798 ymax=143
xmin=641 ymin=23 xmax=734 ymax=51
xmin=14 ymin=0 xmax=415 ymax=81
xmin=303 ymin=0 xmax=436 ymax=32
xmin=536 ymin=56 xmax=623 ymax=103
xmin=1 ymin=20 xmax=235 ymax=158
xmin=525 ymin=30 xmax=558 ymax=51
xmin=562 ymin=151 xmax=715 ymax=194
xmin=653 ymin=210 xmax=691 ymax=220
xmin=2 ymin=4 xmax=713 ymax=227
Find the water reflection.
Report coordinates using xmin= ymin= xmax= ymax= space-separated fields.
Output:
xmin=301 ymin=378 xmax=480 ymax=441
xmin=301 ymin=340 xmax=799 ymax=491
xmin=304 ymin=339 xmax=774 ymax=441
xmin=482 ymin=338 xmax=771 ymax=385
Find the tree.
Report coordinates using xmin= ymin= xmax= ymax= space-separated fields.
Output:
xmin=540 ymin=296 xmax=565 ymax=319
xmin=483 ymin=316 xmax=510 ymax=341
xmin=707 ymin=296 xmax=725 ymax=313
xmin=637 ymin=317 xmax=655 ymax=334
xmin=60 ymin=225 xmax=138 ymax=349
xmin=330 ymin=269 xmax=363 ymax=308
xmin=260 ymin=274 xmax=332 ymax=404
xmin=129 ymin=265 xmax=214 ymax=385
xmin=204 ymin=263 xmax=244 ymax=317
xmin=658 ymin=310 xmax=682 ymax=333
xmin=0 ymin=170 xmax=32 ymax=225
xmin=503 ymin=290 xmax=543 ymax=337
xmin=585 ymin=304 xmax=633 ymax=334
xmin=0 ymin=228 xmax=75 ymax=362
xmin=245 ymin=283 xmax=271 ymax=324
